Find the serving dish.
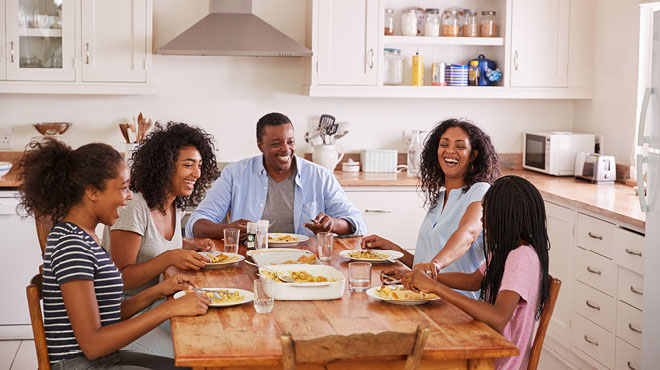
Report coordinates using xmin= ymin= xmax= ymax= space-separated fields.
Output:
xmin=0 ymin=162 xmax=12 ymax=177
xmin=247 ymin=248 xmax=320 ymax=266
xmin=257 ymin=264 xmax=345 ymax=300
xmin=339 ymin=249 xmax=404 ymax=263
xmin=198 ymin=251 xmax=244 ymax=268
xmin=173 ymin=288 xmax=253 ymax=307
xmin=366 ymin=285 xmax=440 ymax=306
xmin=267 ymin=233 xmax=309 ymax=247
xmin=33 ymin=122 xmax=72 ymax=136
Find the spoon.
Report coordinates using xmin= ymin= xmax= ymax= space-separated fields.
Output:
xmin=261 ymin=267 xmax=295 ymax=283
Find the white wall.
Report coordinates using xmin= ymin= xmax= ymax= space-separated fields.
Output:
xmin=0 ymin=0 xmax=577 ymax=162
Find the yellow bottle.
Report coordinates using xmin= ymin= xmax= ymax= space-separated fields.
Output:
xmin=412 ymin=52 xmax=423 ymax=86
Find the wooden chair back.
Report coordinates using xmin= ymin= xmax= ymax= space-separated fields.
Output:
xmin=527 ymin=276 xmax=562 ymax=370
xmin=280 ymin=324 xmax=429 ymax=370
xmin=35 ymin=215 xmax=53 ymax=258
xmin=27 ymin=273 xmax=50 ymax=370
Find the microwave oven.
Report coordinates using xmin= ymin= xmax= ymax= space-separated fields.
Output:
xmin=523 ymin=131 xmax=596 ymax=176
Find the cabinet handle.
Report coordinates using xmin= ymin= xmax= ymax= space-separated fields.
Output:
xmin=630 ymin=285 xmax=643 ymax=295
xmin=10 ymin=41 xmax=14 ymax=63
xmin=369 ymin=49 xmax=374 ymax=69
xmin=586 ymin=266 xmax=601 ymax=275
xmin=628 ymin=323 xmax=642 ymax=334
xmin=583 ymin=335 xmax=598 ymax=346
xmin=514 ymin=51 xmax=518 ymax=71
xmin=86 ymin=43 xmax=90 ymax=64
xmin=588 ymin=232 xmax=603 ymax=240
xmin=585 ymin=300 xmax=600 ymax=311
xmin=365 ymin=209 xmax=392 ymax=213
xmin=625 ymin=248 xmax=642 ymax=257
xmin=628 ymin=361 xmax=639 ymax=370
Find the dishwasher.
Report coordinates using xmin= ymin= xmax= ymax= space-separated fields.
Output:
xmin=0 ymin=189 xmax=43 ymax=339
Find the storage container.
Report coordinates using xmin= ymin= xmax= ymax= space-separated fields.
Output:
xmin=258 ymin=264 xmax=346 ymax=300
xmin=360 ymin=150 xmax=398 ymax=172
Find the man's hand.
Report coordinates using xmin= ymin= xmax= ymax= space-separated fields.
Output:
xmin=303 ymin=213 xmax=335 ymax=234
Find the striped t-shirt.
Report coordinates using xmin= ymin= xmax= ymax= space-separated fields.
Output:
xmin=42 ymin=222 xmax=124 ymax=364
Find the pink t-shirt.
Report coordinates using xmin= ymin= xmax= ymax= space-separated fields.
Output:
xmin=479 ymin=245 xmax=542 ymax=370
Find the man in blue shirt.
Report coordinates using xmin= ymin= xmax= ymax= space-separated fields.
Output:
xmin=186 ymin=112 xmax=366 ymax=239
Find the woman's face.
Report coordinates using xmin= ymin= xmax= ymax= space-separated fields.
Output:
xmin=437 ymin=126 xmax=477 ymax=181
xmin=170 ymin=146 xmax=202 ymax=197
xmin=95 ymin=161 xmax=132 ymax=226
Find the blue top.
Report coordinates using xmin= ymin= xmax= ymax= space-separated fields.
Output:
xmin=413 ymin=182 xmax=490 ymax=299
xmin=43 ymin=222 xmax=123 ymax=364
xmin=186 ymin=155 xmax=366 ymax=237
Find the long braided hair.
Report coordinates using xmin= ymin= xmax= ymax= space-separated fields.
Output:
xmin=479 ymin=175 xmax=550 ymax=320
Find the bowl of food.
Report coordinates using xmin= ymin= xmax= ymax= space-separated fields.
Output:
xmin=0 ymin=162 xmax=12 ymax=177
xmin=33 ymin=122 xmax=72 ymax=136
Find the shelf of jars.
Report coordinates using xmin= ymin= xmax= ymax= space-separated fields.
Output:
xmin=18 ymin=28 xmax=62 ymax=37
xmin=384 ymin=35 xmax=504 ymax=46
xmin=306 ymin=85 xmax=592 ymax=99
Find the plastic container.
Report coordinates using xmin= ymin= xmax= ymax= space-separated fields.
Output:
xmin=412 ymin=52 xmax=423 ymax=86
xmin=468 ymin=60 xmax=480 ymax=86
xmin=401 ymin=9 xmax=417 ymax=36
xmin=463 ymin=9 xmax=478 ymax=37
xmin=384 ymin=8 xmax=394 ymax=35
xmin=258 ymin=265 xmax=346 ymax=300
xmin=341 ymin=158 xmax=360 ymax=172
xmin=480 ymin=11 xmax=497 ymax=37
xmin=383 ymin=48 xmax=403 ymax=85
xmin=423 ymin=8 xmax=440 ymax=36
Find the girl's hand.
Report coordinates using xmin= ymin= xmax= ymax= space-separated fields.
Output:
xmin=360 ymin=235 xmax=403 ymax=252
xmin=401 ymin=269 xmax=439 ymax=294
xmin=412 ymin=262 xmax=442 ymax=280
xmin=158 ymin=274 xmax=197 ymax=298
xmin=166 ymin=292 xmax=211 ymax=317
xmin=167 ymin=249 xmax=209 ymax=270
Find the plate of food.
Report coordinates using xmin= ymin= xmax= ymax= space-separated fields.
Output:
xmin=246 ymin=248 xmax=319 ymax=266
xmin=339 ymin=249 xmax=404 ymax=263
xmin=198 ymin=251 xmax=244 ymax=268
xmin=267 ymin=233 xmax=309 ymax=247
xmin=366 ymin=285 xmax=440 ymax=306
xmin=174 ymin=288 xmax=253 ymax=307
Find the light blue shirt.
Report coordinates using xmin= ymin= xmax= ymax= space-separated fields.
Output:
xmin=413 ymin=182 xmax=490 ymax=299
xmin=186 ymin=155 xmax=366 ymax=238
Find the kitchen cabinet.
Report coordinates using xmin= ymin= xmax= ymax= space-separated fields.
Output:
xmin=0 ymin=2 xmax=5 ymax=80
xmin=344 ymin=186 xmax=426 ymax=254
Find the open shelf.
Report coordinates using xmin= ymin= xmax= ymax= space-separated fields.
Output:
xmin=384 ymin=35 xmax=504 ymax=46
xmin=306 ymin=85 xmax=592 ymax=99
xmin=18 ymin=28 xmax=62 ymax=38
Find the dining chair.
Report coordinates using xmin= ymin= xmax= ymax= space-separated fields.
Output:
xmin=26 ymin=273 xmax=51 ymax=370
xmin=527 ymin=275 xmax=562 ymax=370
xmin=280 ymin=324 xmax=430 ymax=370
xmin=35 ymin=214 xmax=52 ymax=258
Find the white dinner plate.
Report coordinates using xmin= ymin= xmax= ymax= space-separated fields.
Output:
xmin=339 ymin=249 xmax=404 ymax=263
xmin=197 ymin=251 xmax=245 ymax=269
xmin=173 ymin=288 xmax=254 ymax=307
xmin=365 ymin=285 xmax=440 ymax=306
xmin=267 ymin=233 xmax=310 ymax=247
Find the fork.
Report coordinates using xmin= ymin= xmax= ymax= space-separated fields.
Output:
xmin=378 ymin=271 xmax=401 ymax=284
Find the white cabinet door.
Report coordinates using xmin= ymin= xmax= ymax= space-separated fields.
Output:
xmin=316 ymin=0 xmax=378 ymax=85
xmin=0 ymin=0 xmax=5 ymax=80
xmin=545 ymin=201 xmax=575 ymax=344
xmin=510 ymin=0 xmax=569 ymax=87
xmin=344 ymin=189 xmax=426 ymax=253
xmin=81 ymin=0 xmax=148 ymax=82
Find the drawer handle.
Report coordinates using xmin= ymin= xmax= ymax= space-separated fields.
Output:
xmin=628 ymin=323 xmax=642 ymax=334
xmin=585 ymin=300 xmax=600 ymax=311
xmin=588 ymin=232 xmax=603 ymax=240
xmin=630 ymin=285 xmax=643 ymax=295
xmin=583 ymin=335 xmax=598 ymax=346
xmin=365 ymin=209 xmax=392 ymax=213
xmin=628 ymin=361 xmax=639 ymax=370
xmin=586 ymin=266 xmax=601 ymax=275
xmin=625 ymin=248 xmax=642 ymax=257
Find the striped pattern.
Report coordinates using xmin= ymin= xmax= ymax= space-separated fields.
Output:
xmin=42 ymin=222 xmax=123 ymax=364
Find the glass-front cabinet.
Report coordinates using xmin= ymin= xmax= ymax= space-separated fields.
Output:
xmin=5 ymin=0 xmax=74 ymax=81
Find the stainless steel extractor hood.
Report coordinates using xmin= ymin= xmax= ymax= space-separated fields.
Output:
xmin=158 ymin=0 xmax=312 ymax=57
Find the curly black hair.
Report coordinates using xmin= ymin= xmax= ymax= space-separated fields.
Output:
xmin=129 ymin=122 xmax=219 ymax=213
xmin=419 ymin=118 xmax=500 ymax=211
xmin=17 ymin=139 xmax=123 ymax=223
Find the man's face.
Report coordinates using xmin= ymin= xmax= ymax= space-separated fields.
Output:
xmin=258 ymin=123 xmax=295 ymax=172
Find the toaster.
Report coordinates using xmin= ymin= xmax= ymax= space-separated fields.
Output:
xmin=574 ymin=152 xmax=616 ymax=183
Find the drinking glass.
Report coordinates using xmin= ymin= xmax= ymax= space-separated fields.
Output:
xmin=317 ymin=232 xmax=333 ymax=261
xmin=224 ymin=228 xmax=240 ymax=254
xmin=253 ymin=278 xmax=275 ymax=313
xmin=348 ymin=262 xmax=371 ymax=292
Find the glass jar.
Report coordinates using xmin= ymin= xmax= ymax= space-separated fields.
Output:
xmin=423 ymin=8 xmax=440 ymax=37
xmin=384 ymin=8 xmax=394 ymax=35
xmin=480 ymin=11 xmax=498 ymax=37
xmin=383 ymin=48 xmax=404 ymax=85
xmin=463 ymin=9 xmax=478 ymax=37
xmin=442 ymin=8 xmax=463 ymax=37
xmin=401 ymin=9 xmax=417 ymax=36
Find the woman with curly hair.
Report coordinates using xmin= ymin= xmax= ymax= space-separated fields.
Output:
xmin=363 ymin=118 xmax=500 ymax=299
xmin=103 ymin=122 xmax=220 ymax=298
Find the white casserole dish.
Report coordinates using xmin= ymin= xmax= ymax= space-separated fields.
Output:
xmin=258 ymin=264 xmax=346 ymax=300
xmin=247 ymin=248 xmax=320 ymax=266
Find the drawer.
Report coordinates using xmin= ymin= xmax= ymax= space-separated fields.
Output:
xmin=617 ymin=267 xmax=643 ymax=310
xmin=572 ymin=313 xmax=615 ymax=369
xmin=575 ymin=247 xmax=617 ymax=297
xmin=615 ymin=337 xmax=641 ymax=370
xmin=616 ymin=301 xmax=642 ymax=349
xmin=612 ymin=228 xmax=644 ymax=273
xmin=578 ymin=213 xmax=616 ymax=259
xmin=573 ymin=281 xmax=616 ymax=332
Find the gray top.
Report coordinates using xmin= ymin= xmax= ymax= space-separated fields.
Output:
xmin=102 ymin=192 xmax=183 ymax=296
xmin=260 ymin=167 xmax=297 ymax=233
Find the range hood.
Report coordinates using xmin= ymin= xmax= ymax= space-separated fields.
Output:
xmin=158 ymin=0 xmax=312 ymax=57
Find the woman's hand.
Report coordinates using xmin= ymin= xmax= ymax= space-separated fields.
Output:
xmin=184 ymin=238 xmax=215 ymax=251
xmin=360 ymin=235 xmax=403 ymax=252
xmin=166 ymin=292 xmax=211 ymax=318
xmin=412 ymin=262 xmax=443 ymax=280
xmin=378 ymin=267 xmax=407 ymax=284
xmin=401 ymin=269 xmax=440 ymax=294
xmin=157 ymin=274 xmax=197 ymax=298
xmin=167 ymin=249 xmax=210 ymax=270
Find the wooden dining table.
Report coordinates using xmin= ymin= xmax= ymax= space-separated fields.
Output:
xmin=166 ymin=236 xmax=518 ymax=370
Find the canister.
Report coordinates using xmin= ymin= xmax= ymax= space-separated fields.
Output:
xmin=432 ymin=62 xmax=446 ymax=86
xmin=412 ymin=52 xmax=423 ymax=86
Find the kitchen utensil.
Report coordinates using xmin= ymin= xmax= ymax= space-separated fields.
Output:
xmin=33 ymin=122 xmax=71 ymax=136
xmin=261 ymin=267 xmax=295 ymax=283
xmin=378 ymin=271 xmax=401 ymax=284
xmin=118 ymin=123 xmax=130 ymax=143
xmin=334 ymin=130 xmax=349 ymax=141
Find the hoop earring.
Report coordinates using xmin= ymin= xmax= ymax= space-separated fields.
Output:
xmin=469 ymin=163 xmax=475 ymax=173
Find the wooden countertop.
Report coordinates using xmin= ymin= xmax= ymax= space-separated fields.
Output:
xmin=334 ymin=170 xmax=418 ymax=187
xmin=0 ymin=151 xmax=23 ymax=187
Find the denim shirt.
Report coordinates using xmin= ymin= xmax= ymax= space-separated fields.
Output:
xmin=186 ymin=155 xmax=366 ymax=237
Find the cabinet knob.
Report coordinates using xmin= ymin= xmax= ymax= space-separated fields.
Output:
xmin=10 ymin=41 xmax=14 ymax=63
xmin=86 ymin=43 xmax=90 ymax=64
xmin=365 ymin=209 xmax=392 ymax=213
xmin=513 ymin=50 xmax=519 ymax=71
xmin=369 ymin=49 xmax=374 ymax=69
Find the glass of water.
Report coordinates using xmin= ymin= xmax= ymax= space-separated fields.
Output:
xmin=253 ymin=278 xmax=275 ymax=314
xmin=348 ymin=262 xmax=371 ymax=292
xmin=223 ymin=228 xmax=240 ymax=254
xmin=317 ymin=232 xmax=333 ymax=261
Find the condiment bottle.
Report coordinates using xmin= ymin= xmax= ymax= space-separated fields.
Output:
xmin=246 ymin=222 xmax=257 ymax=250
xmin=256 ymin=220 xmax=269 ymax=250
xmin=463 ymin=9 xmax=478 ymax=37
xmin=423 ymin=8 xmax=440 ymax=37
xmin=468 ymin=60 xmax=480 ymax=86
xmin=480 ymin=11 xmax=497 ymax=37
xmin=401 ymin=9 xmax=417 ymax=36
xmin=384 ymin=9 xmax=394 ymax=35
xmin=412 ymin=52 xmax=423 ymax=86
